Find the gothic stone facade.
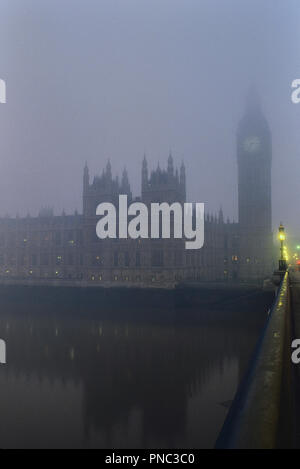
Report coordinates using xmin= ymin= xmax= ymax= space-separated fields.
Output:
xmin=0 ymin=100 xmax=274 ymax=286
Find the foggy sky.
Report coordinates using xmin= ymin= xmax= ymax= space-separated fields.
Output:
xmin=0 ymin=0 xmax=300 ymax=235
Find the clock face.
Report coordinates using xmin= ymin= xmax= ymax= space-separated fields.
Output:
xmin=243 ymin=136 xmax=261 ymax=154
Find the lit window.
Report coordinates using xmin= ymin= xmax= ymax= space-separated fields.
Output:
xmin=93 ymin=255 xmax=102 ymax=266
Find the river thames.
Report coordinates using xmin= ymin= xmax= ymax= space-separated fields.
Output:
xmin=0 ymin=288 xmax=272 ymax=449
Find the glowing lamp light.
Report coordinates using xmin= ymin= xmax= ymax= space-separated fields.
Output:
xmin=278 ymin=223 xmax=287 ymax=271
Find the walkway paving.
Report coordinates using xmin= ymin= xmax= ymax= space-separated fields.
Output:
xmin=289 ymin=271 xmax=300 ymax=338
xmin=287 ymin=270 xmax=300 ymax=447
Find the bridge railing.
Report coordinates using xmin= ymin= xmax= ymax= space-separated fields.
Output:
xmin=215 ymin=271 xmax=290 ymax=449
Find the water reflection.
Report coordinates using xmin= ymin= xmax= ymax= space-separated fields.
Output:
xmin=0 ymin=306 xmax=267 ymax=448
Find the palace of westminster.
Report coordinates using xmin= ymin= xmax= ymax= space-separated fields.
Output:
xmin=0 ymin=97 xmax=274 ymax=287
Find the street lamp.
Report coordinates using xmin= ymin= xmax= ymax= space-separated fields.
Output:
xmin=278 ymin=223 xmax=287 ymax=271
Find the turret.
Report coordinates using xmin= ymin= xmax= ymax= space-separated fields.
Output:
xmin=83 ymin=162 xmax=89 ymax=193
xmin=106 ymin=159 xmax=112 ymax=181
xmin=121 ymin=167 xmax=132 ymax=198
xmin=142 ymin=154 xmax=148 ymax=191
xmin=83 ymin=162 xmax=90 ymax=216
xmin=218 ymin=207 xmax=224 ymax=224
xmin=168 ymin=151 xmax=174 ymax=176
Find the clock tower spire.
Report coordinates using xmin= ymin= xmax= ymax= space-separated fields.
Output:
xmin=237 ymin=90 xmax=273 ymax=279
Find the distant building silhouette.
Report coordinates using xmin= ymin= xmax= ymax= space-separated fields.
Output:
xmin=237 ymin=88 xmax=273 ymax=280
xmin=0 ymin=97 xmax=273 ymax=286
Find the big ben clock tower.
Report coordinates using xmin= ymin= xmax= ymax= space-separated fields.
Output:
xmin=237 ymin=89 xmax=273 ymax=280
